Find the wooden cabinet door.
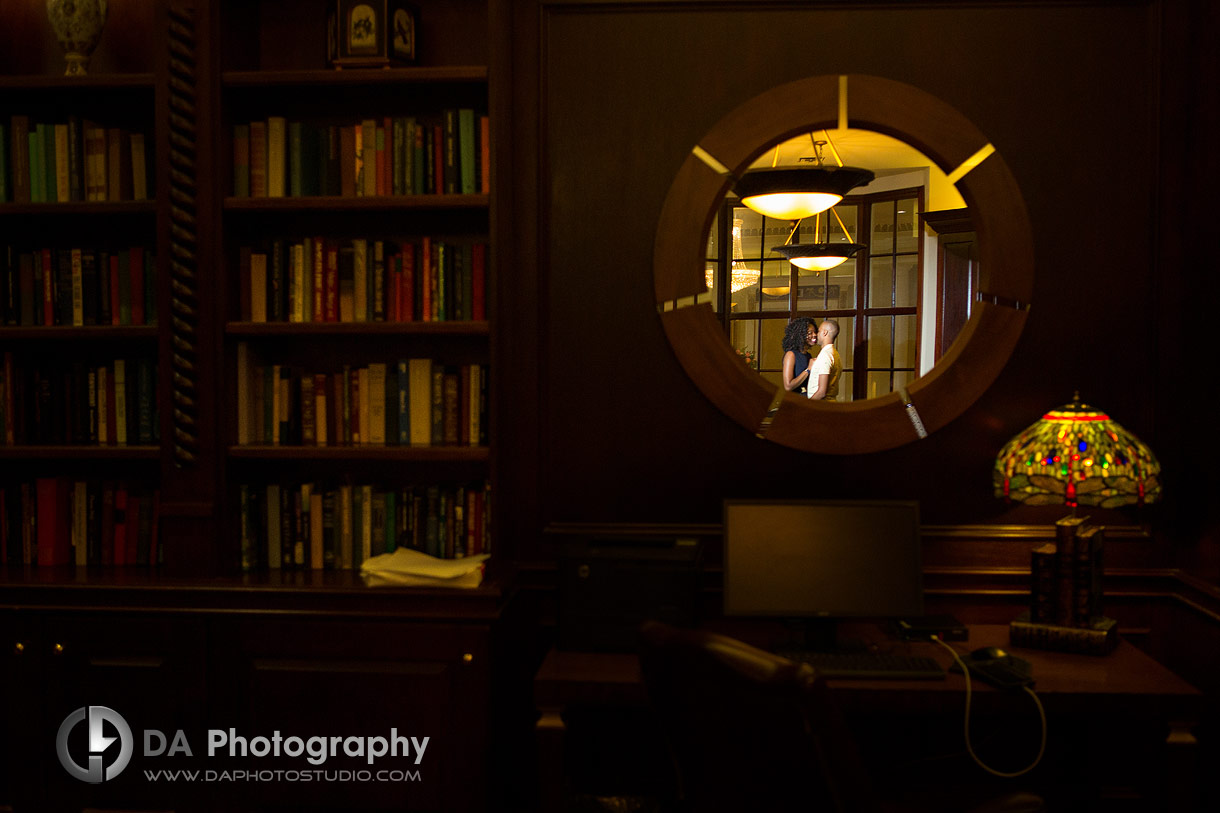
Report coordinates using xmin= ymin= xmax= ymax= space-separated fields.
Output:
xmin=209 ymin=617 xmax=491 ymax=812
xmin=2 ymin=611 xmax=206 ymax=813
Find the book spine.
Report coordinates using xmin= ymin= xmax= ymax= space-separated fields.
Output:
xmin=372 ymin=240 xmax=385 ymax=322
xmin=352 ymin=239 xmax=367 ymax=322
xmin=1074 ymin=526 xmax=1105 ymax=626
xmin=339 ymin=125 xmax=356 ymax=197
xmin=54 ymin=123 xmax=70 ymax=202
xmin=290 ymin=242 xmax=305 ymax=322
xmin=233 ymin=124 xmax=250 ymax=197
xmin=392 ymin=117 xmax=406 ymax=195
xmin=129 ymin=246 xmax=145 ymax=325
xmin=376 ymin=121 xmax=388 ymax=196
xmin=67 ymin=249 xmax=84 ymax=326
xmin=367 ymin=363 xmax=386 ymax=445
xmin=1029 ymin=543 xmax=1057 ymax=624
xmin=116 ymin=250 xmax=132 ymax=325
xmin=361 ymin=119 xmax=376 ymax=197
xmin=29 ymin=128 xmax=45 ymax=202
xmin=309 ymin=487 xmax=323 ymax=570
xmin=459 ymin=108 xmax=476 ymax=195
xmin=66 ymin=116 xmax=83 ymax=201
xmin=130 ymin=132 xmax=148 ymax=201
xmin=266 ymin=116 xmax=287 ymax=197
xmin=10 ymin=116 xmax=31 ymax=203
xmin=312 ymin=237 xmax=325 ymax=322
xmin=1009 ymin=614 xmax=1118 ymax=655
xmin=106 ymin=127 xmax=123 ymax=201
xmin=249 ymin=120 xmax=267 ymax=198
xmin=84 ymin=123 xmax=107 ymax=201
xmin=480 ymin=114 xmax=491 ymax=195
xmin=266 ymin=483 xmax=282 ymax=569
xmin=250 ymin=251 xmax=267 ymax=322
xmin=325 ymin=241 xmax=339 ymax=321
xmin=269 ymin=240 xmax=285 ymax=322
xmin=288 ymin=120 xmax=303 ymax=197
xmin=1053 ymin=516 xmax=1085 ymax=626
xmin=443 ymin=110 xmax=457 ymax=194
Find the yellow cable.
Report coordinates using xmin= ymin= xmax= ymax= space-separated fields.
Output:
xmin=930 ymin=635 xmax=1047 ymax=778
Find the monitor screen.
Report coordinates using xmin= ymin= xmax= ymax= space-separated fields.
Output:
xmin=723 ymin=499 xmax=924 ymax=619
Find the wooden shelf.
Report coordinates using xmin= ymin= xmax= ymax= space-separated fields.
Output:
xmin=0 ymin=445 xmax=160 ymax=460
xmin=223 ymin=194 xmax=489 ymax=211
xmin=0 ymin=201 xmax=157 ymax=215
xmin=0 ymin=325 xmax=158 ymax=341
xmin=0 ymin=564 xmax=510 ymax=618
xmin=226 ymin=321 xmax=488 ymax=337
xmin=228 ymin=445 xmax=489 ymax=462
xmin=0 ymin=73 xmax=155 ymax=91
xmin=222 ymin=67 xmax=487 ymax=88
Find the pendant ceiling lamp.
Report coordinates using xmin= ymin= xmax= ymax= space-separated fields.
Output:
xmin=772 ymin=239 xmax=865 ymax=271
xmin=735 ymin=138 xmax=874 ymax=221
xmin=771 ymin=199 xmax=864 ymax=272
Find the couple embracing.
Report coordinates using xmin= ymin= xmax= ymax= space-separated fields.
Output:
xmin=781 ymin=318 xmax=842 ymax=401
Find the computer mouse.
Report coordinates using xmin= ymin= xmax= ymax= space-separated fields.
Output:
xmin=953 ymin=646 xmax=1034 ymax=689
xmin=969 ymin=646 xmax=1009 ymax=661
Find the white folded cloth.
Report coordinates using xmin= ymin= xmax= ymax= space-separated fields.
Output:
xmin=359 ymin=547 xmax=489 ymax=588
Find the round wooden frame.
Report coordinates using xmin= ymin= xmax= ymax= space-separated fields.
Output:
xmin=654 ymin=75 xmax=1033 ymax=454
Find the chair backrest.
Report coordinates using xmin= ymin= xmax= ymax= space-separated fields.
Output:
xmin=638 ymin=621 xmax=877 ymax=813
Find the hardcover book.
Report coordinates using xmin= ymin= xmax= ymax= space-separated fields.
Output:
xmin=1009 ymin=610 xmax=1118 ymax=655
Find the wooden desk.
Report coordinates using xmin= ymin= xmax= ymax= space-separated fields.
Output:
xmin=534 ymin=625 xmax=1203 ymax=810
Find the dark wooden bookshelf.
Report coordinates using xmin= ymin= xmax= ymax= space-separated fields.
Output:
xmin=0 ymin=563 xmax=507 ymax=617
xmin=0 ymin=445 xmax=160 ymax=460
xmin=0 ymin=73 xmax=156 ymax=90
xmin=223 ymin=194 xmax=489 ymax=211
xmin=0 ymin=326 xmax=158 ymax=340
xmin=221 ymin=66 xmax=488 ymax=87
xmin=225 ymin=320 xmax=488 ymax=336
xmin=228 ymin=444 xmax=489 ymax=461
xmin=1 ymin=2 xmax=505 ymax=806
xmin=0 ymin=201 xmax=158 ymax=215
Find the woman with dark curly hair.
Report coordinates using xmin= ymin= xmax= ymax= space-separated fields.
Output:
xmin=781 ymin=317 xmax=817 ymax=393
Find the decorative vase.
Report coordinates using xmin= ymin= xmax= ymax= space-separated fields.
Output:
xmin=46 ymin=0 xmax=108 ymax=76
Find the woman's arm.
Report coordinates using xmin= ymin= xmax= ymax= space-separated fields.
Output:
xmin=808 ymin=373 xmax=830 ymax=400
xmin=782 ymin=351 xmax=810 ymax=391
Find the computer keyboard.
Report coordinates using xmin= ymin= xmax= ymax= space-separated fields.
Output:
xmin=776 ymin=649 xmax=946 ymax=680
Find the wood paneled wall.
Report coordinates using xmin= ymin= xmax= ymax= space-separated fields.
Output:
xmin=498 ymin=0 xmax=1219 ymax=593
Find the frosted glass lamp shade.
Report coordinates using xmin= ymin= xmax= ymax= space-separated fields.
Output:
xmin=735 ymin=166 xmax=875 ymax=220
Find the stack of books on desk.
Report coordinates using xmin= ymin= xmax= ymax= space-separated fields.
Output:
xmin=1010 ymin=515 xmax=1119 ymax=655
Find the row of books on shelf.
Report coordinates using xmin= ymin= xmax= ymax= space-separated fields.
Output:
xmin=1 ymin=355 xmax=158 ymax=446
xmin=1 ymin=245 xmax=156 ymax=327
xmin=232 ymin=110 xmax=488 ymax=199
xmin=239 ymin=480 xmax=490 ymax=571
xmin=236 ymin=349 xmax=485 ymax=448
xmin=1 ymin=478 xmax=160 ymax=567
xmin=238 ymin=237 xmax=484 ymax=324
xmin=2 ymin=117 xmax=152 ymax=204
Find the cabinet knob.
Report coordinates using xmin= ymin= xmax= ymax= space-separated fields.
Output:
xmin=53 ymin=643 xmax=65 ymax=655
xmin=462 ymin=653 xmax=474 ymax=663
xmin=13 ymin=642 xmax=24 ymax=654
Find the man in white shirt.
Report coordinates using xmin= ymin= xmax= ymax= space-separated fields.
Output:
xmin=806 ymin=320 xmax=842 ymax=401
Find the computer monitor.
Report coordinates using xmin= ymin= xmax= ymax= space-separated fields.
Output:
xmin=723 ymin=498 xmax=924 ymax=650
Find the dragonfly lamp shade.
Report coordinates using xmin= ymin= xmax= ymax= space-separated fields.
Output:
xmin=994 ymin=394 xmax=1162 ymax=508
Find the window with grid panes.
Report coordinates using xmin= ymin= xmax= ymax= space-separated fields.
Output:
xmin=706 ymin=187 xmax=922 ymax=401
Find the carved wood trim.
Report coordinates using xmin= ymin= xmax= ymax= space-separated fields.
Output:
xmin=166 ymin=3 xmax=200 ymax=468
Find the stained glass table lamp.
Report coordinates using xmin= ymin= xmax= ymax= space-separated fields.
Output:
xmin=994 ymin=393 xmax=1162 ymax=508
